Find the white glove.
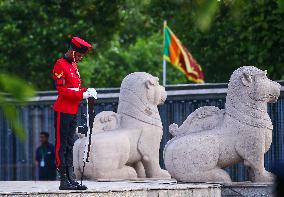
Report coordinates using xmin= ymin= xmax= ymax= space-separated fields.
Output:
xmin=87 ymin=88 xmax=97 ymax=99
xmin=83 ymin=91 xmax=91 ymax=99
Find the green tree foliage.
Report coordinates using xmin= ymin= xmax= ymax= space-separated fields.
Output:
xmin=80 ymin=33 xmax=165 ymax=87
xmin=0 ymin=0 xmax=122 ymax=89
xmin=0 ymin=0 xmax=284 ymax=89
xmin=0 ymin=74 xmax=35 ymax=140
xmin=144 ymin=0 xmax=284 ymax=83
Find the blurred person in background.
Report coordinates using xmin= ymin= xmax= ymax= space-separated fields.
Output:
xmin=35 ymin=131 xmax=56 ymax=180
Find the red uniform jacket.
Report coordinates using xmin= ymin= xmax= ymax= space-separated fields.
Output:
xmin=52 ymin=57 xmax=86 ymax=114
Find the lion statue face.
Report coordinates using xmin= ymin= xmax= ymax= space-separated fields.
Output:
xmin=119 ymin=72 xmax=167 ymax=107
xmin=145 ymin=76 xmax=167 ymax=106
xmin=247 ymin=71 xmax=280 ymax=103
xmin=229 ymin=66 xmax=281 ymax=103
xmin=118 ymin=72 xmax=167 ymax=127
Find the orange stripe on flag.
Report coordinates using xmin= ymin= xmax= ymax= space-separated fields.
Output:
xmin=169 ymin=35 xmax=180 ymax=63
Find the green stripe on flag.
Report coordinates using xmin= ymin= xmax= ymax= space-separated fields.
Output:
xmin=163 ymin=27 xmax=171 ymax=57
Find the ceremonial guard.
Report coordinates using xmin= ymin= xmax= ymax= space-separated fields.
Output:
xmin=52 ymin=36 xmax=96 ymax=190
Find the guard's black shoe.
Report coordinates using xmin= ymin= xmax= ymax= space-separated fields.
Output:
xmin=59 ymin=179 xmax=78 ymax=190
xmin=58 ymin=167 xmax=79 ymax=190
xmin=66 ymin=166 xmax=88 ymax=190
xmin=75 ymin=184 xmax=88 ymax=190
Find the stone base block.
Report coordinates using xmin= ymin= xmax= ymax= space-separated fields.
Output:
xmin=0 ymin=180 xmax=220 ymax=197
xmin=0 ymin=181 xmax=274 ymax=197
xmin=221 ymin=182 xmax=274 ymax=197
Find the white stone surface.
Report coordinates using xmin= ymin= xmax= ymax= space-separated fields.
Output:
xmin=0 ymin=181 xmax=274 ymax=197
xmin=164 ymin=66 xmax=281 ymax=183
xmin=73 ymin=72 xmax=170 ymax=180
xmin=0 ymin=181 xmax=221 ymax=197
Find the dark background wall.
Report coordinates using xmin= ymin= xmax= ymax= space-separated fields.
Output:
xmin=0 ymin=82 xmax=283 ymax=181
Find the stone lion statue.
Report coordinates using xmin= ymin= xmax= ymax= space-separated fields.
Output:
xmin=163 ymin=66 xmax=281 ymax=183
xmin=73 ymin=72 xmax=171 ymax=180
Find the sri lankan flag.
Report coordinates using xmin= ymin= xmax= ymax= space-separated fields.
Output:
xmin=163 ymin=24 xmax=205 ymax=83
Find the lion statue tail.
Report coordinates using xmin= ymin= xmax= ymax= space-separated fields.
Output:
xmin=169 ymin=106 xmax=225 ymax=137
xmin=76 ymin=111 xmax=120 ymax=138
xmin=91 ymin=111 xmax=120 ymax=133
xmin=169 ymin=123 xmax=180 ymax=136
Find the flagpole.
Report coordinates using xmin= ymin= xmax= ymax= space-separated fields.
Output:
xmin=163 ymin=20 xmax=167 ymax=87
xmin=163 ymin=57 xmax=166 ymax=86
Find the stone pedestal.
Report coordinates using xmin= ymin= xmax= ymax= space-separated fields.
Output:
xmin=0 ymin=180 xmax=220 ymax=197
xmin=221 ymin=182 xmax=274 ymax=197
xmin=0 ymin=181 xmax=274 ymax=197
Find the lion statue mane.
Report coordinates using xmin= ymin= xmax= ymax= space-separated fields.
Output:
xmin=163 ymin=66 xmax=281 ymax=182
xmin=73 ymin=72 xmax=171 ymax=180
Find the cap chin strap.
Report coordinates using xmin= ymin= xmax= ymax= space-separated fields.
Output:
xmin=71 ymin=51 xmax=81 ymax=85
xmin=72 ymin=51 xmax=76 ymax=63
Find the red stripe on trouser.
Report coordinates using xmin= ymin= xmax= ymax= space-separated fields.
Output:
xmin=55 ymin=112 xmax=61 ymax=168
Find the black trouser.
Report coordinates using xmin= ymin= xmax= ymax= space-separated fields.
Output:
xmin=54 ymin=111 xmax=77 ymax=168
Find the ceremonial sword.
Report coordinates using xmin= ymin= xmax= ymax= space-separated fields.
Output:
xmin=81 ymin=97 xmax=95 ymax=186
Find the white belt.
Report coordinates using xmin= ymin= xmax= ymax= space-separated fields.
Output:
xmin=67 ymin=88 xmax=80 ymax=91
